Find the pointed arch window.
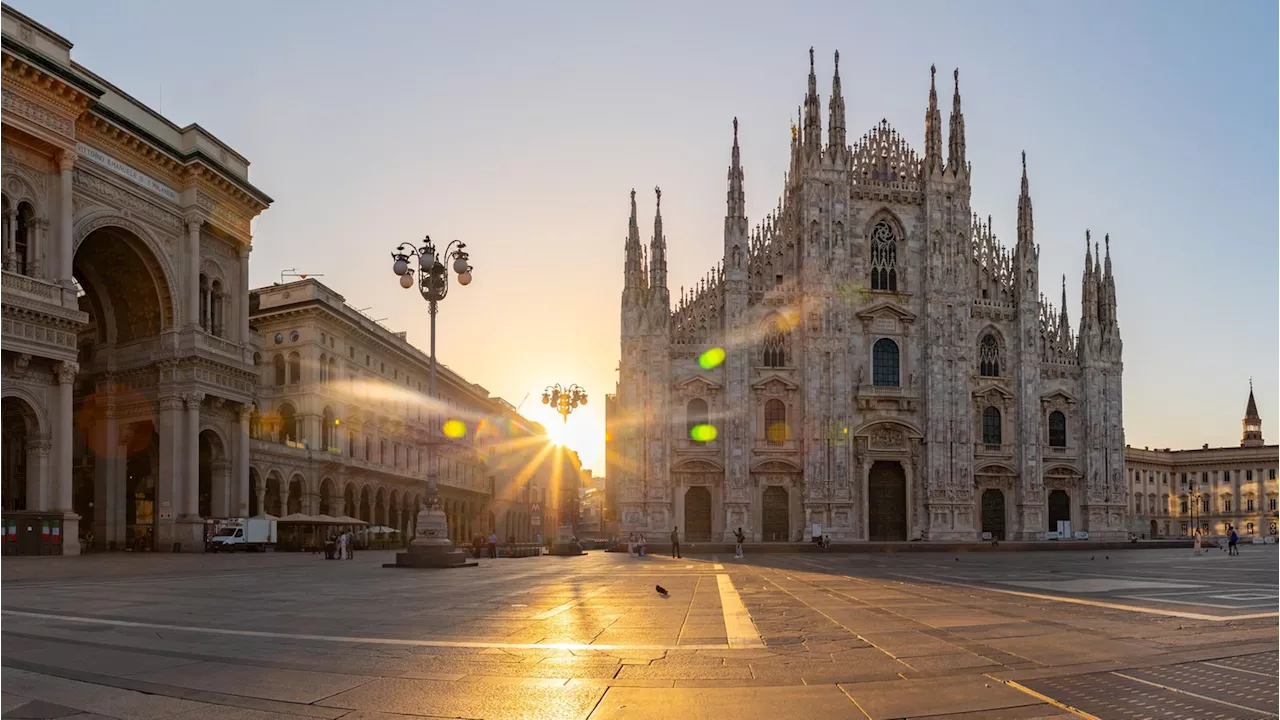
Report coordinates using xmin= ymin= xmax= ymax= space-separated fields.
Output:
xmin=764 ymin=399 xmax=787 ymax=445
xmin=762 ymin=316 xmax=787 ymax=368
xmin=979 ymin=334 xmax=1000 ymax=377
xmin=982 ymin=406 xmax=1002 ymax=445
xmin=872 ymin=338 xmax=900 ymax=387
xmin=1048 ymin=411 xmax=1067 ymax=448
xmin=870 ymin=221 xmax=898 ymax=291
xmin=686 ymin=398 xmax=709 ymax=442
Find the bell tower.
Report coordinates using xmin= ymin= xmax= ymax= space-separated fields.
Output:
xmin=1242 ymin=379 xmax=1264 ymax=447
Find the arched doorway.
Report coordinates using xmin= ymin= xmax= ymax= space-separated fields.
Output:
xmin=1047 ymin=489 xmax=1070 ymax=530
xmin=359 ymin=486 xmax=371 ymax=523
xmin=124 ymin=424 xmax=158 ymax=548
xmin=762 ymin=486 xmax=789 ymax=542
xmin=684 ymin=486 xmax=712 ymax=542
xmin=1149 ymin=519 xmax=1158 ymax=538
xmin=981 ymin=489 xmax=1006 ymax=541
xmin=868 ymin=461 xmax=907 ymax=541
xmin=265 ymin=474 xmax=282 ymax=516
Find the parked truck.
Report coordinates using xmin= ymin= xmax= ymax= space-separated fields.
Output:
xmin=207 ymin=517 xmax=277 ymax=552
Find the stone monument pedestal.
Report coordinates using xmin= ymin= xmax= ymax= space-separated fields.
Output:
xmin=548 ymin=523 xmax=584 ymax=556
xmin=383 ymin=503 xmax=477 ymax=569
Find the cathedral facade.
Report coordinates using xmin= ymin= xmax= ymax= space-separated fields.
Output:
xmin=615 ymin=50 xmax=1126 ymax=543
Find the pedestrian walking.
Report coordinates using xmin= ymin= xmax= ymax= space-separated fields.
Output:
xmin=338 ymin=531 xmax=349 ymax=560
xmin=1229 ymin=527 xmax=1240 ymax=555
xmin=734 ymin=527 xmax=745 ymax=559
xmin=488 ymin=531 xmax=498 ymax=559
xmin=670 ymin=526 xmax=681 ymax=559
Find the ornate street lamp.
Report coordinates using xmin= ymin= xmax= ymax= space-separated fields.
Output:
xmin=543 ymin=383 xmax=587 ymax=556
xmin=388 ymin=235 xmax=473 ymax=568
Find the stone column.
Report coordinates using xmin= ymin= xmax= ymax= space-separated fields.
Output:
xmin=58 ymin=152 xmax=74 ymax=286
xmin=3 ymin=207 xmax=15 ymax=271
xmin=26 ymin=438 xmax=50 ymax=511
xmin=93 ymin=399 xmax=118 ymax=548
xmin=254 ymin=476 xmax=266 ymax=518
xmin=237 ymin=406 xmax=252 ymax=516
xmin=183 ymin=393 xmax=203 ymax=520
xmin=238 ymin=246 xmax=251 ymax=346
xmin=211 ymin=460 xmax=231 ymax=518
xmin=53 ymin=362 xmax=81 ymax=555
xmin=184 ymin=216 xmax=201 ymax=328
xmin=156 ymin=394 xmax=183 ymax=549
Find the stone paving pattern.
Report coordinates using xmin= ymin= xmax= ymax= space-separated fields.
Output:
xmin=1 ymin=548 xmax=1276 ymax=719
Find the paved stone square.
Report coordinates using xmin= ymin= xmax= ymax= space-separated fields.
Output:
xmin=2 ymin=547 xmax=1276 ymax=719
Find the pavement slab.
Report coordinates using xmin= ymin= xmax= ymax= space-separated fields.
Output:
xmin=2 ymin=547 xmax=1276 ymax=719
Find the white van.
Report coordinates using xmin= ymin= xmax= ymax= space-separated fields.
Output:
xmin=207 ymin=518 xmax=277 ymax=552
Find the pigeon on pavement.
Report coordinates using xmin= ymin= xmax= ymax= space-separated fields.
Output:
xmin=655 ymin=585 xmax=668 ymax=596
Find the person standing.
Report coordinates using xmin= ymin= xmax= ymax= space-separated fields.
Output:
xmin=488 ymin=531 xmax=498 ymax=559
xmin=1229 ymin=527 xmax=1240 ymax=555
xmin=734 ymin=527 xmax=745 ymax=559
xmin=337 ymin=530 xmax=348 ymax=560
xmin=670 ymin=526 xmax=681 ymax=559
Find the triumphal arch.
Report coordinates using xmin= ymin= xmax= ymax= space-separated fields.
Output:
xmin=1 ymin=8 xmax=271 ymax=553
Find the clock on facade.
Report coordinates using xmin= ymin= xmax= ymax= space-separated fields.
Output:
xmin=274 ymin=332 xmax=284 ymax=344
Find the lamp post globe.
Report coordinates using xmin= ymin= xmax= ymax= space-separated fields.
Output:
xmin=543 ymin=382 xmax=588 ymax=556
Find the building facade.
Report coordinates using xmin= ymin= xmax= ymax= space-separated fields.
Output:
xmin=0 ymin=8 xmax=271 ymax=553
xmin=248 ymin=279 xmax=545 ymax=545
xmin=616 ymin=51 xmax=1126 ymax=543
xmin=1124 ymin=385 xmax=1278 ymax=539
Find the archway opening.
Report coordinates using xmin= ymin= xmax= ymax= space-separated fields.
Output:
xmin=980 ymin=489 xmax=1006 ymax=541
xmin=683 ymin=486 xmax=712 ymax=542
xmin=198 ymin=430 xmax=226 ymax=519
xmin=359 ymin=487 xmax=371 ymax=523
xmin=249 ymin=469 xmax=261 ymax=516
xmin=287 ymin=479 xmax=303 ymax=515
xmin=2 ymin=397 xmax=39 ymax=511
xmin=762 ymin=485 xmax=789 ymax=542
xmin=1149 ymin=519 xmax=1158 ymax=538
xmin=319 ymin=479 xmax=334 ymax=516
xmin=70 ymin=226 xmax=173 ymax=546
xmin=265 ymin=474 xmax=282 ymax=516
xmin=1047 ymin=489 xmax=1070 ymax=531
xmin=868 ymin=460 xmax=907 ymax=541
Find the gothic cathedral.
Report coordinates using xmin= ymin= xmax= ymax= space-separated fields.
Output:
xmin=616 ymin=50 xmax=1125 ymax=543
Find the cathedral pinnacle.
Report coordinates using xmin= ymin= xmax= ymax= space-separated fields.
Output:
xmin=623 ymin=188 xmax=645 ymax=293
xmin=947 ymin=68 xmax=966 ymax=174
xmin=1017 ymin=151 xmax=1033 ymax=248
xmin=727 ymin=117 xmax=745 ymax=220
xmin=828 ymin=49 xmax=847 ymax=151
xmin=924 ymin=64 xmax=943 ymax=173
xmin=803 ymin=47 xmax=822 ymax=155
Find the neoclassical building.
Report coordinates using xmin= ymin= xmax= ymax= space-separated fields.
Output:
xmin=248 ymin=279 xmax=546 ymax=545
xmin=1 ymin=8 xmax=271 ymax=553
xmin=1124 ymin=385 xmax=1279 ymax=539
xmin=615 ymin=51 xmax=1126 ymax=543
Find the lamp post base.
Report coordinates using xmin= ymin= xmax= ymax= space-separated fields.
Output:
xmin=549 ymin=523 xmax=584 ymax=556
xmin=383 ymin=503 xmax=478 ymax=569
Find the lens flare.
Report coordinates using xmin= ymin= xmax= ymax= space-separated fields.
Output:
xmin=442 ymin=419 xmax=467 ymax=439
xmin=689 ymin=424 xmax=718 ymax=442
xmin=698 ymin=347 xmax=726 ymax=369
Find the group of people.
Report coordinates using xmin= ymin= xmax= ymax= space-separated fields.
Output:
xmin=324 ymin=531 xmax=356 ymax=560
xmin=624 ymin=526 xmax=749 ymax=559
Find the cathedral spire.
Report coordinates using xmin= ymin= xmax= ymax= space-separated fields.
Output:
xmin=803 ymin=47 xmax=823 ymax=157
xmin=1242 ymin=379 xmax=1264 ymax=447
xmin=947 ymin=68 xmax=966 ymax=175
xmin=649 ymin=186 xmax=667 ymax=294
xmin=727 ymin=117 xmax=744 ymax=219
xmin=1017 ymin=151 xmax=1033 ymax=248
xmin=924 ymin=65 xmax=943 ymax=174
xmin=623 ymin=188 xmax=645 ymax=292
xmin=827 ymin=50 xmax=846 ymax=152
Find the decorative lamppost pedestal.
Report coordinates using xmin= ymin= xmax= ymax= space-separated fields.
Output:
xmin=385 ymin=501 xmax=478 ymax=569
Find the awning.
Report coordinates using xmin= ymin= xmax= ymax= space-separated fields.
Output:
xmin=277 ymin=513 xmax=318 ymax=523
xmin=332 ymin=515 xmax=368 ymax=525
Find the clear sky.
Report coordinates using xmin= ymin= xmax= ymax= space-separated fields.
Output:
xmin=18 ymin=0 xmax=1277 ymax=472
